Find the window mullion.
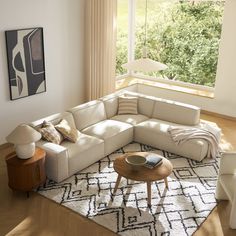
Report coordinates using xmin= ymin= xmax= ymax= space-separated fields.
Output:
xmin=128 ymin=0 xmax=135 ymax=76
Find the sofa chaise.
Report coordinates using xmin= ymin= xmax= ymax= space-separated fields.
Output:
xmin=30 ymin=91 xmax=215 ymax=183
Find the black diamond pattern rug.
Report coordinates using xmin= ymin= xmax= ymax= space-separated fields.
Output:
xmin=38 ymin=142 xmax=219 ymax=236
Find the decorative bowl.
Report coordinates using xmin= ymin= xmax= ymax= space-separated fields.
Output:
xmin=125 ymin=155 xmax=147 ymax=170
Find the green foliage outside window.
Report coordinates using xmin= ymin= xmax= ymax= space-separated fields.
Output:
xmin=116 ymin=0 xmax=225 ymax=87
xmin=116 ymin=30 xmax=128 ymax=76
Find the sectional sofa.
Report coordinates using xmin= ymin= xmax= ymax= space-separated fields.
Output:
xmin=30 ymin=91 xmax=211 ymax=183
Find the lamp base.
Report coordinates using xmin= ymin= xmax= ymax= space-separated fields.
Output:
xmin=15 ymin=143 xmax=35 ymax=159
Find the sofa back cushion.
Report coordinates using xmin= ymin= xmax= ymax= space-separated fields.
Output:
xmin=100 ymin=94 xmax=119 ymax=118
xmin=68 ymin=100 xmax=107 ymax=130
xmin=152 ymin=99 xmax=200 ymax=125
xmin=100 ymin=91 xmax=155 ymax=118
xmin=123 ymin=92 xmax=155 ymax=117
xmin=137 ymin=96 xmax=155 ymax=117
xmin=30 ymin=112 xmax=77 ymax=130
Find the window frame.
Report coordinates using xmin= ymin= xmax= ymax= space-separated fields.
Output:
xmin=116 ymin=0 xmax=220 ymax=93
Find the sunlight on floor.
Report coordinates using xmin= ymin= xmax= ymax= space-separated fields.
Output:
xmin=219 ymin=138 xmax=233 ymax=151
xmin=6 ymin=217 xmax=33 ymax=235
xmin=200 ymin=118 xmax=235 ymax=152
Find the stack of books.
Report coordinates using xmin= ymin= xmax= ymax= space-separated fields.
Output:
xmin=145 ymin=154 xmax=163 ymax=169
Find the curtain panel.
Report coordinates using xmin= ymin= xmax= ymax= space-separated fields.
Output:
xmin=85 ymin=0 xmax=117 ymax=101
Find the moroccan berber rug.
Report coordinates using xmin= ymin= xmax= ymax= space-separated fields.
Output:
xmin=38 ymin=142 xmax=219 ymax=236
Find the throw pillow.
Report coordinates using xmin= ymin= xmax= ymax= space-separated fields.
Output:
xmin=38 ymin=121 xmax=64 ymax=144
xmin=55 ymin=119 xmax=79 ymax=143
xmin=118 ymin=96 xmax=138 ymax=115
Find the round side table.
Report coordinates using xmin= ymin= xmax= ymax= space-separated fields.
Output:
xmin=5 ymin=147 xmax=46 ymax=197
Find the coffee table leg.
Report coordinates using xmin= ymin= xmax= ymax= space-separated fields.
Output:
xmin=164 ymin=177 xmax=169 ymax=190
xmin=147 ymin=181 xmax=152 ymax=207
xmin=113 ymin=174 xmax=122 ymax=194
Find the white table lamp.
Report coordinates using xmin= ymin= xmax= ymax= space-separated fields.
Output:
xmin=6 ymin=124 xmax=42 ymax=159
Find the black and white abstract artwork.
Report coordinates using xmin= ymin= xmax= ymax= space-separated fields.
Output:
xmin=5 ymin=27 xmax=46 ymax=100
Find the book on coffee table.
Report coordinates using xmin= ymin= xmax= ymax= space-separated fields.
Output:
xmin=145 ymin=154 xmax=163 ymax=169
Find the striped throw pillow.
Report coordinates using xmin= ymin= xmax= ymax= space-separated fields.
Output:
xmin=37 ymin=121 xmax=64 ymax=144
xmin=118 ymin=96 xmax=138 ymax=115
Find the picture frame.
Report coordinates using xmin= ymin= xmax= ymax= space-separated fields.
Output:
xmin=5 ymin=27 xmax=46 ymax=100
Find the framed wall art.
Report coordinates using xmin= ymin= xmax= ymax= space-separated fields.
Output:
xmin=5 ymin=27 xmax=46 ymax=100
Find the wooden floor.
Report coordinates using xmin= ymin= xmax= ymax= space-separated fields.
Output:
xmin=1 ymin=114 xmax=236 ymax=236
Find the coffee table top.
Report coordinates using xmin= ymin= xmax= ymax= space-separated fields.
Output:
xmin=113 ymin=152 xmax=173 ymax=182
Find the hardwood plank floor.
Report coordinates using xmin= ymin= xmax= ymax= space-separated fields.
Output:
xmin=0 ymin=114 xmax=236 ymax=236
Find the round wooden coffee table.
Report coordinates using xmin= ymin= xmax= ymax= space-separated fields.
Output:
xmin=113 ymin=152 xmax=173 ymax=207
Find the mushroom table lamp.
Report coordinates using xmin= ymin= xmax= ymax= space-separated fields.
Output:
xmin=6 ymin=124 xmax=42 ymax=159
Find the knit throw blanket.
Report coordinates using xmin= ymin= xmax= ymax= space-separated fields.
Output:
xmin=168 ymin=122 xmax=221 ymax=158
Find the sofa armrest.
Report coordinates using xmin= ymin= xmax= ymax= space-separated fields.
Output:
xmin=219 ymin=152 xmax=236 ymax=175
xmin=37 ymin=141 xmax=69 ymax=183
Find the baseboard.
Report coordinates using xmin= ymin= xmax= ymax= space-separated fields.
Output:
xmin=201 ymin=110 xmax=236 ymax=121
xmin=0 ymin=142 xmax=13 ymax=151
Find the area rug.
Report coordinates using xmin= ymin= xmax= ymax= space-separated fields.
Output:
xmin=38 ymin=142 xmax=219 ymax=236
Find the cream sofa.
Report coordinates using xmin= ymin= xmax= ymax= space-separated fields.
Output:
xmin=215 ymin=152 xmax=236 ymax=229
xmin=30 ymin=91 xmax=211 ymax=183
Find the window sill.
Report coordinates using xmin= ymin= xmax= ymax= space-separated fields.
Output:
xmin=116 ymin=77 xmax=214 ymax=99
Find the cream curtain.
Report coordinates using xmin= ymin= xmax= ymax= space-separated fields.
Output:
xmin=85 ymin=0 xmax=117 ymax=101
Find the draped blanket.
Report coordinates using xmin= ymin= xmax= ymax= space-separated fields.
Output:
xmin=168 ymin=123 xmax=221 ymax=158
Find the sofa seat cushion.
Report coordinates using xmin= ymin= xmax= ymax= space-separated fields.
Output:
xmin=62 ymin=133 xmax=104 ymax=175
xmin=111 ymin=114 xmax=149 ymax=126
xmin=134 ymin=119 xmax=208 ymax=161
xmin=82 ymin=120 xmax=133 ymax=155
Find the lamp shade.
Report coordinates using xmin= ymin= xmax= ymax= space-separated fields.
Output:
xmin=122 ymin=58 xmax=168 ymax=73
xmin=6 ymin=124 xmax=41 ymax=145
xmin=122 ymin=0 xmax=168 ymax=74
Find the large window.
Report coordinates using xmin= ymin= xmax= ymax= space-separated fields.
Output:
xmin=116 ymin=0 xmax=129 ymax=76
xmin=116 ymin=0 xmax=225 ymax=87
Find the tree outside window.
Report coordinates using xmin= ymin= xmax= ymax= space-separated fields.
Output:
xmin=116 ymin=0 xmax=225 ymax=87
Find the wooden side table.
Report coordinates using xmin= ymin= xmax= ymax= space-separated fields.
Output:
xmin=5 ymin=147 xmax=46 ymax=197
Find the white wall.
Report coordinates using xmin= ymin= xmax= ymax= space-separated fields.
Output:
xmin=137 ymin=0 xmax=236 ymax=118
xmin=0 ymin=0 xmax=85 ymax=144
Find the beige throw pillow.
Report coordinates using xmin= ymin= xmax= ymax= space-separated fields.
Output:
xmin=38 ymin=121 xmax=64 ymax=144
xmin=118 ymin=96 xmax=138 ymax=115
xmin=55 ymin=119 xmax=79 ymax=143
